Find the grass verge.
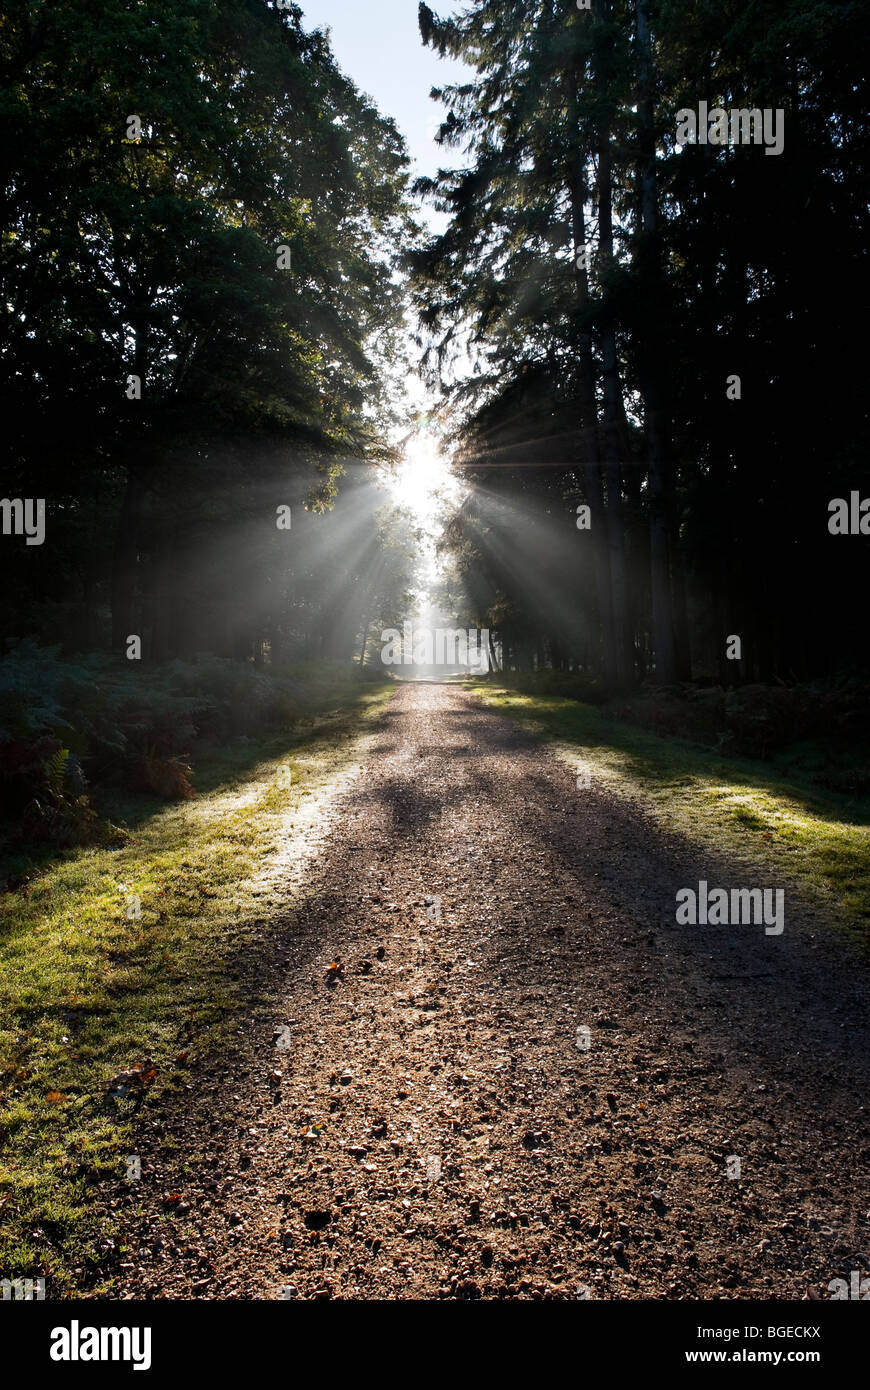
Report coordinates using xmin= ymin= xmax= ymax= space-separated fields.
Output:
xmin=469 ymin=680 xmax=870 ymax=940
xmin=0 ymin=679 xmax=392 ymax=1293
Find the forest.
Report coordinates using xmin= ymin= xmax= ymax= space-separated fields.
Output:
xmin=2 ymin=0 xmax=868 ymax=805
xmin=1 ymin=0 xmax=869 ymax=1324
xmin=412 ymin=0 xmax=869 ymax=690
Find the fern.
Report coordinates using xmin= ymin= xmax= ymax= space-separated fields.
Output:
xmin=43 ymin=747 xmax=69 ymax=798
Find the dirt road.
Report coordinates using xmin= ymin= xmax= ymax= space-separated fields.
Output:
xmin=113 ymin=683 xmax=870 ymax=1300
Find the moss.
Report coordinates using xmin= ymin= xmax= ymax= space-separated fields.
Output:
xmin=470 ymin=681 xmax=870 ymax=943
xmin=0 ymin=680 xmax=392 ymax=1291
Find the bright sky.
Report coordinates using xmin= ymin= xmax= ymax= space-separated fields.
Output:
xmin=298 ymin=0 xmax=470 ymax=535
xmin=298 ymin=0 xmax=470 ymax=188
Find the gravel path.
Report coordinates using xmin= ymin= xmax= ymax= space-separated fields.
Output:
xmin=112 ymin=683 xmax=870 ymax=1300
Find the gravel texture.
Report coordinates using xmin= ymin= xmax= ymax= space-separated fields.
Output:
xmin=106 ymin=682 xmax=870 ymax=1301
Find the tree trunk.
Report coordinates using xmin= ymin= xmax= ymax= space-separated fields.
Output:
xmin=111 ymin=459 xmax=147 ymax=654
xmin=594 ymin=4 xmax=631 ymax=689
xmin=358 ymin=610 xmax=370 ymax=668
xmin=568 ymin=61 xmax=615 ymax=690
xmin=670 ymin=541 xmax=692 ymax=681
xmin=636 ymin=0 xmax=676 ymax=685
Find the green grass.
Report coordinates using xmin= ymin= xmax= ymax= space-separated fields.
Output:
xmin=469 ymin=680 xmax=870 ymax=938
xmin=0 ymin=679 xmax=392 ymax=1293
